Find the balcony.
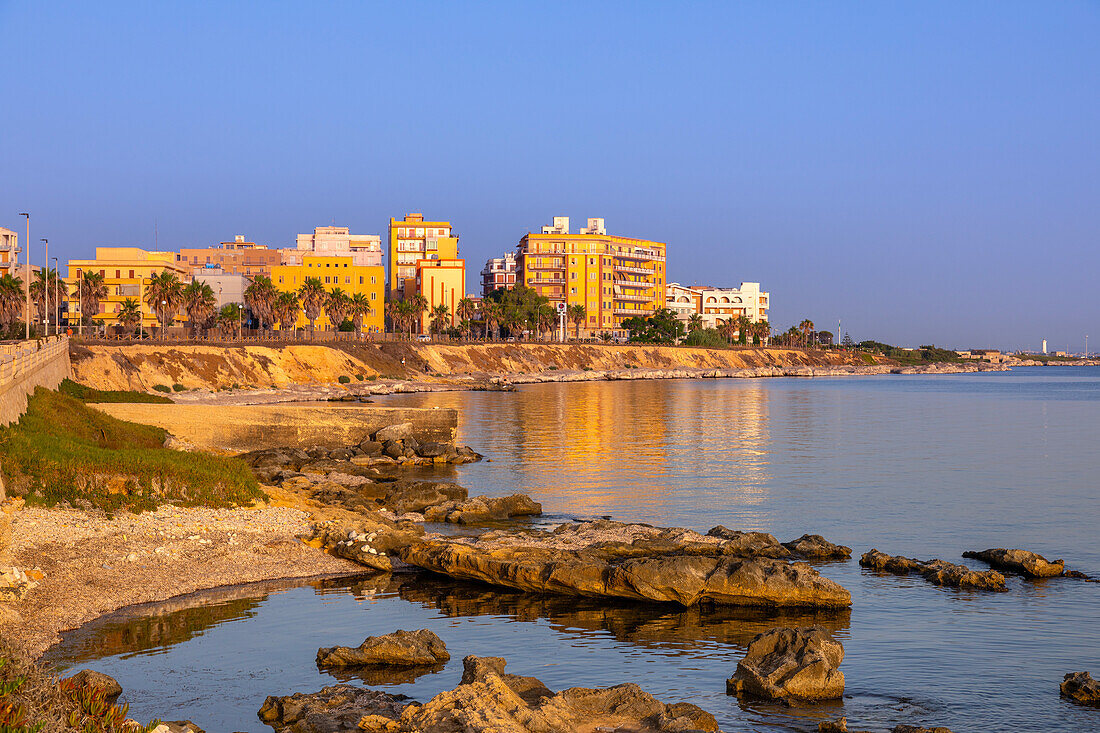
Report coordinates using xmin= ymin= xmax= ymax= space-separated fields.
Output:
xmin=614 ymin=293 xmax=652 ymax=303
xmin=527 ymin=277 xmax=565 ymax=285
xmin=614 ymin=250 xmax=664 ymax=262
xmin=614 ymin=307 xmax=655 ymax=316
xmin=613 ymin=264 xmax=654 ymax=276
xmin=613 ymin=279 xmax=651 ymax=289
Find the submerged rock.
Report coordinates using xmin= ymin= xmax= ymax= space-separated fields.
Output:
xmin=962 ymin=548 xmax=1065 ymax=578
xmin=398 ymin=521 xmax=851 ymax=608
xmin=860 ymin=549 xmax=1006 ymax=591
xmin=727 ymin=626 xmax=844 ymax=701
xmin=818 ymin=720 xmax=955 ymax=733
xmin=316 ymin=629 xmax=450 ymax=668
xmin=260 ymin=655 xmax=722 ymax=733
xmin=1061 ymin=671 xmax=1100 ymax=706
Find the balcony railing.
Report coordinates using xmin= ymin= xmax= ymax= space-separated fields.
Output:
xmin=613 ymin=307 xmax=655 ymax=316
xmin=614 ymin=250 xmax=664 ymax=262
xmin=613 ymin=264 xmax=654 ymax=276
xmin=614 ymin=293 xmax=652 ymax=303
xmin=527 ymin=277 xmax=565 ymax=285
xmin=613 ymin=279 xmax=651 ymax=289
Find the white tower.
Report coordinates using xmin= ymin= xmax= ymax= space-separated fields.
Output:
xmin=1042 ymin=339 xmax=1048 ymax=354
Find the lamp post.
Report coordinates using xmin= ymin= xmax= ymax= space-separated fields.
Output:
xmin=52 ymin=256 xmax=59 ymax=336
xmin=161 ymin=300 xmax=166 ymax=340
xmin=40 ymin=239 xmax=48 ymax=336
xmin=18 ymin=213 xmax=29 ymax=339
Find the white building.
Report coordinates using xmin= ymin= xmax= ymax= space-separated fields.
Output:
xmin=284 ymin=226 xmax=383 ymax=267
xmin=481 ymin=252 xmax=517 ymax=295
xmin=0 ymin=227 xmax=18 ymax=273
xmin=190 ymin=268 xmax=249 ymax=309
xmin=665 ymin=282 xmax=770 ymax=330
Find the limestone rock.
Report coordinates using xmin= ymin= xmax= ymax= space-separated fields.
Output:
xmin=398 ymin=521 xmax=851 ymax=608
xmin=860 ymin=549 xmax=1006 ymax=591
xmin=962 ymin=548 xmax=1065 ymax=578
xmin=705 ymin=527 xmax=791 ymax=558
xmin=67 ymin=669 xmax=123 ymax=702
xmin=316 ymin=629 xmax=449 ymax=668
xmin=727 ymin=626 xmax=844 ymax=701
xmin=383 ymin=481 xmax=467 ymax=514
xmin=782 ymin=534 xmax=852 ymax=560
xmin=258 ymin=685 xmax=413 ymax=733
xmin=374 ymin=423 xmax=414 ymax=443
xmin=1061 ymin=671 xmax=1100 ymax=706
xmin=422 ymin=494 xmax=542 ymax=524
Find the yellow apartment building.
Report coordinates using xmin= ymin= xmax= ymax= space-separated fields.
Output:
xmin=270 ymin=253 xmax=384 ymax=332
xmin=516 ymin=216 xmax=666 ymax=337
xmin=65 ymin=247 xmax=190 ymax=330
xmin=413 ymin=259 xmax=466 ymax=334
xmin=388 ymin=213 xmax=459 ymax=298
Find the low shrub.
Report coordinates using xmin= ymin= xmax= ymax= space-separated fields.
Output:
xmin=58 ymin=379 xmax=171 ymax=404
xmin=355 ymin=374 xmax=364 ymax=381
xmin=338 ymin=375 xmax=351 ymax=384
xmin=171 ymin=383 xmax=186 ymax=392
xmin=152 ymin=385 xmax=171 ymax=394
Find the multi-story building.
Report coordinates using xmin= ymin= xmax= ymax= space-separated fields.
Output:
xmin=481 ymin=252 xmax=517 ymax=295
xmin=665 ymin=282 xmax=770 ymax=331
xmin=189 ymin=267 xmax=249 ymax=310
xmin=516 ymin=216 xmax=666 ymax=337
xmin=413 ymin=259 xmax=466 ymax=333
xmin=270 ymin=253 xmax=384 ymax=332
xmin=285 ymin=226 xmax=383 ymax=268
xmin=388 ymin=214 xmax=458 ymax=298
xmin=177 ymin=235 xmax=281 ymax=277
xmin=65 ymin=247 xmax=190 ymax=329
xmin=0 ymin=227 xmax=18 ymax=273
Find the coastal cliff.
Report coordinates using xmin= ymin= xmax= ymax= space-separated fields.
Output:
xmin=69 ymin=341 xmax=890 ymax=393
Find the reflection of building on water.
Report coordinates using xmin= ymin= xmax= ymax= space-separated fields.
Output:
xmin=503 ymin=381 xmax=772 ymax=517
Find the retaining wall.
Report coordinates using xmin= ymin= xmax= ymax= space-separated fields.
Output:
xmin=0 ymin=337 xmax=72 ymax=426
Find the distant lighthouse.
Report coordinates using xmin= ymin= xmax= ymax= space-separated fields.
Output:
xmin=1042 ymin=339 xmax=1048 ymax=354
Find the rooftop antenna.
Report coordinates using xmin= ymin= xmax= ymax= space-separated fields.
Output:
xmin=154 ymin=218 xmax=159 ymax=250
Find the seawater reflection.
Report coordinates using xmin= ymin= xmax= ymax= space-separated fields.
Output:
xmin=46 ymin=369 xmax=1100 ymax=733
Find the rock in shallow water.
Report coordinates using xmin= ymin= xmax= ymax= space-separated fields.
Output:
xmin=727 ymin=626 xmax=844 ymax=701
xmin=259 ymin=655 xmax=721 ymax=733
xmin=859 ymin=549 xmax=1006 ymax=591
xmin=316 ymin=629 xmax=449 ymax=668
xmin=422 ymin=493 xmax=542 ymax=524
xmin=962 ymin=548 xmax=1065 ymax=578
xmin=1061 ymin=671 xmax=1100 ymax=706
xmin=398 ymin=520 xmax=851 ymax=608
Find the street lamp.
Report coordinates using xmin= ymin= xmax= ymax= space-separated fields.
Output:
xmin=52 ymin=256 xmax=59 ymax=336
xmin=40 ymin=239 xmax=48 ymax=336
xmin=18 ymin=213 xmax=29 ymax=339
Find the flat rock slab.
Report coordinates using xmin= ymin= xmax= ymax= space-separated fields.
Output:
xmin=860 ymin=549 xmax=1006 ymax=591
xmin=728 ymin=626 xmax=844 ymax=701
xmin=317 ymin=629 xmax=450 ymax=668
xmin=962 ymin=548 xmax=1065 ymax=578
xmin=398 ymin=520 xmax=852 ymax=608
xmin=259 ymin=655 xmax=722 ymax=733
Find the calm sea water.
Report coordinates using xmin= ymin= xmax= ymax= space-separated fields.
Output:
xmin=47 ymin=368 xmax=1100 ymax=732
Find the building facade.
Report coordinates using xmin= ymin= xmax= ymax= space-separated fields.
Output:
xmin=270 ymin=253 xmax=384 ymax=332
xmin=65 ymin=247 xmax=190 ymax=329
xmin=516 ymin=216 xmax=666 ymax=336
xmin=481 ymin=252 xmax=517 ymax=295
xmin=0 ymin=227 xmax=17 ymax=273
xmin=189 ymin=268 xmax=249 ymax=310
xmin=388 ymin=214 xmax=459 ymax=298
xmin=413 ymin=259 xmax=466 ymax=334
xmin=285 ymin=226 xmax=383 ymax=268
xmin=177 ymin=236 xmax=281 ymax=277
xmin=665 ymin=282 xmax=770 ymax=331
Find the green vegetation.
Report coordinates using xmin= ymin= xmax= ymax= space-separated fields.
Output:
xmin=355 ymin=373 xmax=365 ymax=381
xmin=681 ymin=328 xmax=729 ymax=348
xmin=0 ymin=388 xmax=264 ymax=515
xmin=151 ymin=385 xmax=171 ymax=393
xmin=171 ymin=383 xmax=186 ymax=392
xmin=858 ymin=341 xmax=963 ymax=365
xmin=338 ymin=375 xmax=351 ymax=384
xmin=58 ymin=379 xmax=173 ymax=404
xmin=622 ymin=308 xmax=685 ymax=344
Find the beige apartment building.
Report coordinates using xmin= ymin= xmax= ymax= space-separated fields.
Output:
xmin=286 ymin=226 xmax=383 ymax=268
xmin=666 ymin=282 xmax=769 ymax=331
xmin=177 ymin=235 xmax=281 ymax=277
xmin=0 ymin=227 xmax=17 ymax=273
xmin=516 ymin=216 xmax=666 ymax=336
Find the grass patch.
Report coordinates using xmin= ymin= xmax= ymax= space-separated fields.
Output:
xmin=152 ymin=384 xmax=171 ymax=393
xmin=338 ymin=375 xmax=351 ymax=384
xmin=0 ymin=388 xmax=264 ymax=515
xmin=355 ymin=374 xmax=364 ymax=381
xmin=58 ymin=379 xmax=172 ymax=404
xmin=172 ymin=383 xmax=186 ymax=392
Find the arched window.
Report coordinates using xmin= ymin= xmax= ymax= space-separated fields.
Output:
xmin=720 ymin=296 xmax=730 ymax=303
xmin=706 ymin=296 xmax=717 ymax=303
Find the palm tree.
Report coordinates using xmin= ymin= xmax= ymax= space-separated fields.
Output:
xmin=534 ymin=303 xmax=556 ymax=341
xmin=752 ymin=319 xmax=771 ymax=346
xmin=567 ymin=304 xmax=586 ymax=339
xmin=298 ymin=277 xmax=327 ymax=335
xmin=217 ymin=303 xmax=243 ymax=339
xmin=28 ymin=268 xmax=59 ymax=329
xmin=384 ymin=299 xmax=402 ymax=336
xmin=798 ymin=319 xmax=815 ymax=348
xmin=456 ymin=298 xmax=476 ymax=339
xmin=117 ymin=297 xmax=143 ymax=332
xmin=409 ymin=294 xmax=429 ymax=335
xmin=182 ymin=281 xmax=217 ymax=338
xmin=429 ymin=303 xmax=451 ymax=335
xmin=324 ymin=288 xmax=352 ymax=333
xmin=718 ymin=316 xmax=738 ymax=343
xmin=0 ymin=274 xmax=25 ymax=333
xmin=144 ymin=271 xmax=183 ymax=338
xmin=349 ymin=292 xmax=372 ymax=336
xmin=75 ymin=271 xmax=107 ymax=333
xmin=687 ymin=313 xmax=703 ymax=334
xmin=735 ymin=315 xmax=752 ymax=345
xmin=244 ymin=275 xmax=277 ymax=334
xmin=481 ymin=300 xmax=501 ymax=340
xmin=274 ymin=291 xmax=300 ymax=337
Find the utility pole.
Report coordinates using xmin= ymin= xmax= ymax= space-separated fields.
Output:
xmin=41 ymin=239 xmax=48 ymax=335
xmin=19 ymin=213 xmax=29 ymax=339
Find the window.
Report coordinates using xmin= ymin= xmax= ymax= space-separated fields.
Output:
xmin=371 ymin=276 xmax=376 ymax=284
xmin=115 ymin=270 xmax=120 ymax=279
xmin=345 ymin=276 xmax=350 ymax=284
xmin=129 ymin=270 xmax=134 ymax=278
xmin=325 ymin=276 xmax=330 ymax=283
xmin=279 ymin=276 xmax=284 ymax=284
xmin=570 ymin=272 xmax=576 ymax=280
xmin=370 ymin=292 xmax=376 ymax=300
xmin=359 ymin=276 xmax=363 ymax=284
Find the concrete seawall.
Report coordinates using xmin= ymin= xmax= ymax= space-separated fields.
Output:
xmin=90 ymin=403 xmax=457 ymax=453
xmin=0 ymin=337 xmax=72 ymax=426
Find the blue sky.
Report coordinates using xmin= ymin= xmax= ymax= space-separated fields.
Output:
xmin=1 ymin=2 xmax=1097 ymax=350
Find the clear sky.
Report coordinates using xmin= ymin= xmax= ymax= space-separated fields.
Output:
xmin=1 ymin=2 xmax=1097 ymax=351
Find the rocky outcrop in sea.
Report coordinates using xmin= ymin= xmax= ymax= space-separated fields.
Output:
xmin=859 ymin=549 xmax=1007 ymax=591
xmin=726 ymin=626 xmax=845 ymax=701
